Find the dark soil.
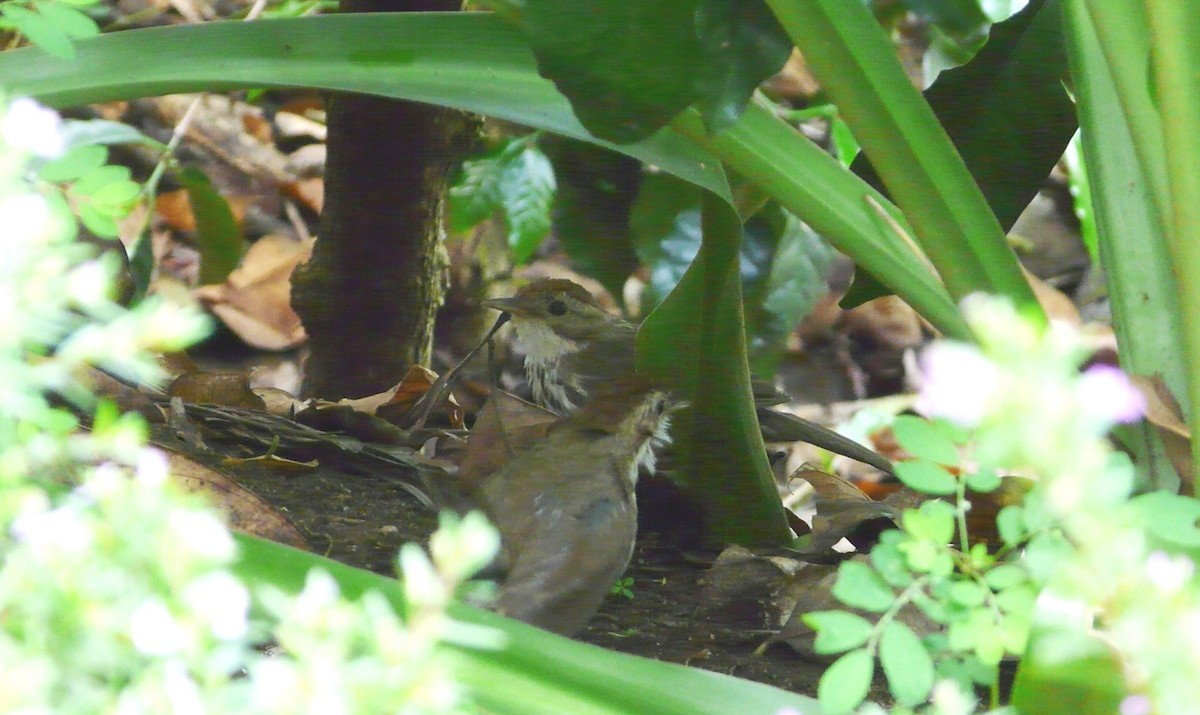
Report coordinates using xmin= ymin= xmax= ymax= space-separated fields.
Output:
xmin=152 ymin=421 xmax=840 ymax=700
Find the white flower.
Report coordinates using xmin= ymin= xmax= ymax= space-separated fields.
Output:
xmin=1078 ymin=364 xmax=1146 ymax=426
xmin=915 ymin=341 xmax=1000 ymax=427
xmin=1144 ymin=551 xmax=1193 ymax=594
xmin=130 ymin=598 xmax=185 ymax=656
xmin=183 ymin=572 xmax=250 ymax=640
xmin=168 ymin=510 xmax=236 ymax=562
xmin=1 ymin=98 xmax=65 ymax=157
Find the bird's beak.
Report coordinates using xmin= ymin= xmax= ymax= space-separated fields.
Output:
xmin=481 ymin=296 xmax=532 ymax=317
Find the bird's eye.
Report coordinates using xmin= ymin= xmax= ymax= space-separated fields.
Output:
xmin=547 ymin=299 xmax=568 ymax=316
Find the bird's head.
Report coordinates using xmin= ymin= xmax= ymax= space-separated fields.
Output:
xmin=482 ymin=279 xmax=628 ymax=351
xmin=566 ymin=377 xmax=675 ymax=477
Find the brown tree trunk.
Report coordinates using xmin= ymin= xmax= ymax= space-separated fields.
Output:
xmin=292 ymin=0 xmax=474 ymax=399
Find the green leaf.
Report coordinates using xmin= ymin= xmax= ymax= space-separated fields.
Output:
xmin=546 ymin=138 xmax=641 ymax=300
xmin=742 ymin=202 xmax=835 ymax=376
xmin=832 ymin=560 xmax=895 ymax=613
xmin=1011 ymin=624 xmax=1125 ymax=715
xmin=72 ymin=164 xmax=132 ymax=196
xmin=631 ymin=172 xmax=703 ymax=311
xmin=32 ymin=0 xmax=99 ymax=39
xmin=450 ymin=146 xmax=505 ymax=231
xmin=60 ymin=118 xmax=167 ymax=151
xmin=520 ymin=0 xmax=788 ymax=142
xmin=870 ymin=532 xmax=915 ymax=588
xmin=235 ymin=534 xmax=819 ymax=715
xmin=693 ymin=0 xmax=791 ymax=133
xmin=179 ymin=167 xmax=245 ymax=285
xmin=818 ymin=648 xmax=873 ymax=715
xmin=1129 ymin=491 xmax=1200 ymax=548
xmin=1 ymin=3 xmax=73 ymax=58
xmin=996 ymin=504 xmax=1026 ymax=546
xmin=947 ymin=580 xmax=987 ymax=608
xmin=902 ymin=499 xmax=956 ymax=544
xmin=965 ymin=468 xmax=1002 ymax=493
xmin=802 ymin=610 xmax=875 ymax=655
xmin=984 ymin=563 xmax=1027 ymax=591
xmin=894 ymin=459 xmax=958 ymax=495
xmin=879 ymin=621 xmax=935 ymax=707
xmin=78 ymin=202 xmax=117 ymax=237
xmin=90 ymin=178 xmax=141 ymax=209
xmin=893 ymin=414 xmax=959 ymax=465
xmin=499 ymin=141 xmax=556 ymax=263
xmin=36 ymin=143 xmax=107 ymax=182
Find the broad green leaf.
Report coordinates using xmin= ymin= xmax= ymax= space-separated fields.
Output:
xmin=89 ymin=178 xmax=140 ymax=208
xmin=903 ymin=0 xmax=989 ymax=36
xmin=879 ymin=620 xmax=935 ymax=707
xmin=894 ymin=459 xmax=959 ymax=495
xmin=449 ymin=144 xmax=506 ymax=231
xmin=818 ymin=648 xmax=873 ymax=715
xmin=36 ymin=143 xmax=106 ymax=182
xmin=546 ymin=138 xmax=641 ymax=300
xmin=78 ymin=202 xmax=117 ymax=237
xmin=630 ymin=172 xmax=702 ymax=311
xmin=832 ymin=559 xmax=895 ymax=613
xmin=179 ymin=167 xmax=245 ymax=285
xmin=498 ymin=141 xmax=555 ymax=263
xmin=802 ymin=610 xmax=875 ymax=655
xmin=901 ymin=499 xmax=956 ymax=544
xmin=743 ymin=202 xmax=835 ymax=376
xmin=892 ymin=414 xmax=959 ymax=465
xmin=518 ymin=0 xmax=788 ymax=142
xmin=233 ymin=534 xmax=820 ymax=715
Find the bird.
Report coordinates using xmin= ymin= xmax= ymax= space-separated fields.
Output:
xmin=472 ymin=380 xmax=672 ymax=636
xmin=482 ymin=279 xmax=895 ymax=475
xmin=482 ymin=279 xmax=638 ymax=414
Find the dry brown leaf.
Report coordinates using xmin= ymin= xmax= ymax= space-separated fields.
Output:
xmin=282 ymin=177 xmax=324 ymax=214
xmin=790 ymin=468 xmax=897 ymax=553
xmin=459 ymin=391 xmax=559 ymax=494
xmin=1130 ymin=374 xmax=1194 ymax=495
xmin=169 ymin=371 xmax=268 ymax=410
xmin=194 ymin=234 xmax=313 ymax=350
xmin=166 ymin=452 xmax=308 ymax=549
xmin=1024 ymin=266 xmax=1081 ymax=326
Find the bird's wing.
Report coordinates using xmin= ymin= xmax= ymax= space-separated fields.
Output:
xmin=494 ymin=495 xmax=637 ymax=636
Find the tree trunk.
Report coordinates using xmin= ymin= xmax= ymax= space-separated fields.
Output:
xmin=292 ymin=0 xmax=474 ymax=399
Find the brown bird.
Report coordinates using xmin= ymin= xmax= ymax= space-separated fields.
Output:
xmin=474 ymin=381 xmax=671 ymax=636
xmin=483 ymin=279 xmax=895 ymax=474
xmin=482 ymin=279 xmax=637 ymax=414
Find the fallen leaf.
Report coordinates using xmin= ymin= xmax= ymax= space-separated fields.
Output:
xmin=169 ymin=371 xmax=267 ymax=410
xmin=1129 ymin=374 xmax=1193 ymax=495
xmin=166 ymin=451 xmax=308 ymax=549
xmin=194 ymin=234 xmax=313 ymax=350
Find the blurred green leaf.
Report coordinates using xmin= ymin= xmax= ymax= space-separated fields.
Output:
xmin=895 ymin=459 xmax=959 ymax=495
xmin=60 ymin=118 xmax=167 ymax=151
xmin=1129 ymin=491 xmax=1200 ymax=549
xmin=804 ymin=610 xmax=874 ymax=655
xmin=0 ymin=3 xmax=73 ymax=58
xmin=72 ymin=164 xmax=131 ymax=196
xmin=630 ymin=172 xmax=702 ymax=311
xmin=893 ymin=414 xmax=960 ymax=465
xmin=996 ymin=505 xmax=1026 ymax=546
xmin=36 ymin=143 xmax=107 ymax=182
xmin=693 ymin=0 xmax=791 ymax=132
xmin=179 ymin=167 xmax=244 ymax=285
xmin=818 ymin=648 xmax=873 ymax=715
xmin=833 ymin=560 xmax=895 ymax=612
xmin=880 ymin=620 xmax=934 ymax=707
xmin=32 ymin=0 xmax=98 ymax=39
xmin=1012 ymin=623 xmax=1125 ymax=715
xmin=902 ymin=0 xmax=989 ymax=36
xmin=233 ymin=534 xmax=820 ymax=715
